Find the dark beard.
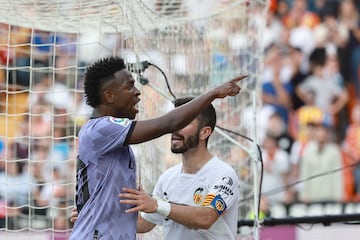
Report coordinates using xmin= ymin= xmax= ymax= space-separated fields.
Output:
xmin=171 ymin=133 xmax=199 ymax=154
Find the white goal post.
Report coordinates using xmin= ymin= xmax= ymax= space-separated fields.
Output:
xmin=0 ymin=1 xmax=268 ymax=239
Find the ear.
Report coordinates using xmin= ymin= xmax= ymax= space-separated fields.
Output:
xmin=103 ymin=89 xmax=114 ymax=104
xmin=199 ymin=126 xmax=212 ymax=140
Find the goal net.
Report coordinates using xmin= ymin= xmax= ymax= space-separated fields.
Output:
xmin=0 ymin=0 xmax=267 ymax=239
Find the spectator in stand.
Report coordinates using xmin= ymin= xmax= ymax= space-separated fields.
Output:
xmin=313 ymin=1 xmax=350 ymax=93
xmin=338 ymin=0 xmax=360 ymax=98
xmin=32 ymin=30 xmax=55 ymax=67
xmin=29 ymin=103 xmax=52 ymax=138
xmin=324 ymin=53 xmax=349 ymax=141
xmin=307 ymin=0 xmax=334 ymax=18
xmin=43 ymin=126 xmax=71 ymax=182
xmin=313 ymin=2 xmax=351 ymax=132
xmin=291 ymin=89 xmax=326 ymax=148
xmin=275 ymin=0 xmax=290 ymax=21
xmin=299 ymin=115 xmax=344 ymax=202
xmin=324 ymin=53 xmax=346 ymax=89
xmin=282 ymin=0 xmax=320 ymax=29
xmin=313 ymin=2 xmax=348 ymax=51
xmin=284 ymin=0 xmax=319 ymax=69
xmin=287 ymin=46 xmax=309 ymax=138
xmin=261 ymin=133 xmax=291 ymax=204
xmin=0 ymin=160 xmax=36 ymax=207
xmin=36 ymin=167 xmax=67 ymax=209
xmin=296 ymin=47 xmax=348 ymax=137
xmin=288 ymin=46 xmax=308 ymax=112
xmin=288 ymin=121 xmax=318 ymax=202
xmin=266 ymin=112 xmax=294 ymax=154
xmin=288 ymin=89 xmax=326 ymax=202
xmin=6 ymin=26 xmax=32 ymax=88
xmin=29 ymin=138 xmax=51 ymax=208
xmin=314 ymin=1 xmax=352 ymax=121
xmin=263 ymin=6 xmax=284 ymax=50
xmin=262 ymin=44 xmax=293 ymax=126
xmin=0 ymin=160 xmax=31 ymax=229
xmin=342 ymin=103 xmax=360 ymax=201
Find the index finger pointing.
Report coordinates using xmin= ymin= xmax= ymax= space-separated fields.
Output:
xmin=230 ymin=74 xmax=248 ymax=83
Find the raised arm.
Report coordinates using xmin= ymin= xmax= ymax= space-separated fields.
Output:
xmin=127 ymin=74 xmax=247 ymax=144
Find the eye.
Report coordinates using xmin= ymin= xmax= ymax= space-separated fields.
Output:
xmin=128 ymin=82 xmax=134 ymax=90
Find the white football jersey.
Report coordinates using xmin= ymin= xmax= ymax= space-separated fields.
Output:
xmin=142 ymin=156 xmax=240 ymax=240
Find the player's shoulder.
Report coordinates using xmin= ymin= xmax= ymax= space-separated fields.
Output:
xmin=210 ymin=156 xmax=235 ymax=171
xmin=207 ymin=157 xmax=239 ymax=179
xmin=84 ymin=116 xmax=133 ymax=129
xmin=79 ymin=117 xmax=134 ymax=139
xmin=105 ymin=116 xmax=132 ymax=127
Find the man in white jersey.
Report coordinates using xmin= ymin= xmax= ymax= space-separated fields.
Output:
xmin=70 ymin=56 xmax=246 ymax=240
xmin=119 ymin=97 xmax=241 ymax=240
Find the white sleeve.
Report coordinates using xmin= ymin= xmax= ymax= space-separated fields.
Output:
xmin=202 ymin=172 xmax=240 ymax=216
xmin=140 ymin=212 xmax=165 ymax=226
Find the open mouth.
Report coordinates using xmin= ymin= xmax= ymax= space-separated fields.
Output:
xmin=171 ymin=135 xmax=183 ymax=143
xmin=133 ymin=98 xmax=140 ymax=111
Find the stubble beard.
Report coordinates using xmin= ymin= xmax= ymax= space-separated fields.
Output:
xmin=171 ymin=133 xmax=199 ymax=154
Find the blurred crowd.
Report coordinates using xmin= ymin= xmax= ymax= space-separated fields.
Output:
xmin=258 ymin=0 xmax=360 ymax=217
xmin=0 ymin=26 xmax=86 ymax=232
xmin=0 ymin=0 xmax=359 ymax=232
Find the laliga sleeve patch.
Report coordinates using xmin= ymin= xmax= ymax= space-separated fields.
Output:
xmin=203 ymin=194 xmax=227 ymax=216
xmin=109 ymin=117 xmax=131 ymax=127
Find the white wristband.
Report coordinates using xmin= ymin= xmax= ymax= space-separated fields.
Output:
xmin=156 ymin=199 xmax=171 ymax=218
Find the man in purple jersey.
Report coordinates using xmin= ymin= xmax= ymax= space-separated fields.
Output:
xmin=70 ymin=56 xmax=247 ymax=240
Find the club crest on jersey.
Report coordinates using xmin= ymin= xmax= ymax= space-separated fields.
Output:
xmin=109 ymin=117 xmax=130 ymax=127
xmin=193 ymin=187 xmax=205 ymax=205
xmin=211 ymin=195 xmax=226 ymax=215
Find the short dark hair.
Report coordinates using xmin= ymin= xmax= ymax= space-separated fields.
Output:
xmin=173 ymin=97 xmax=217 ymax=132
xmin=309 ymin=47 xmax=326 ymax=67
xmin=84 ymin=56 xmax=126 ymax=108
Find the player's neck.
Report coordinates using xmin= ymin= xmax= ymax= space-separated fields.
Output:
xmin=92 ymin=106 xmax=120 ymax=118
xmin=181 ymin=147 xmax=213 ymax=174
xmin=91 ymin=108 xmax=105 ymax=118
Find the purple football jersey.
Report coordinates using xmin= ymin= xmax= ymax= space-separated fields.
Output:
xmin=70 ymin=116 xmax=137 ymax=240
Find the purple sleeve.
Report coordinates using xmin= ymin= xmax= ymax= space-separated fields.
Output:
xmin=89 ymin=117 xmax=136 ymax=155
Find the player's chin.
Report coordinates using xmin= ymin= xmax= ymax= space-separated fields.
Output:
xmin=170 ymin=144 xmax=186 ymax=154
xmin=129 ymin=108 xmax=139 ymax=119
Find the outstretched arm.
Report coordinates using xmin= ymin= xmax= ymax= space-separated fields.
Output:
xmin=127 ymin=74 xmax=247 ymax=144
xmin=119 ymin=188 xmax=219 ymax=229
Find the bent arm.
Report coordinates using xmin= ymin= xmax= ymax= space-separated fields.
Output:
xmin=127 ymin=75 xmax=247 ymax=144
xmin=168 ymin=203 xmax=218 ymax=229
xmin=329 ymin=90 xmax=348 ymax=115
xmin=120 ymin=188 xmax=220 ymax=229
xmin=137 ymin=206 xmax=217 ymax=233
